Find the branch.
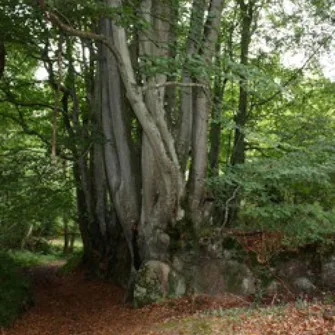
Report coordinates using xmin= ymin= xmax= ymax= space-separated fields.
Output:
xmin=0 ymin=98 xmax=53 ymax=109
xmin=220 ymin=185 xmax=241 ymax=231
xmin=202 ymin=0 xmax=226 ymax=61
xmin=250 ymin=34 xmax=333 ymax=110
xmin=0 ymin=107 xmax=49 ymax=145
xmin=42 ymin=5 xmax=187 ymax=184
xmin=45 ymin=11 xmax=111 ymax=52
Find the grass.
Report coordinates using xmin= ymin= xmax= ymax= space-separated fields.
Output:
xmin=6 ymin=249 xmax=63 ymax=267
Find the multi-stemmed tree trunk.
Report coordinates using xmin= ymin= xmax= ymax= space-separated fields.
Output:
xmin=43 ymin=0 xmax=225 ymax=295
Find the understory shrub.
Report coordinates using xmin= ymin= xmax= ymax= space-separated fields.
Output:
xmin=0 ymin=252 xmax=32 ymax=328
xmin=59 ymin=251 xmax=84 ymax=274
xmin=210 ymin=146 xmax=335 ymax=247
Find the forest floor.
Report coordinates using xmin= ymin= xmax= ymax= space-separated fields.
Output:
xmin=2 ymin=262 xmax=335 ymax=335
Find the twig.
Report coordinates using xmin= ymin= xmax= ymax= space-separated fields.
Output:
xmin=274 ymin=275 xmax=295 ymax=297
xmin=271 ymin=293 xmax=278 ymax=305
xmin=250 ymin=34 xmax=333 ymax=110
xmin=221 ymin=185 xmax=241 ymax=231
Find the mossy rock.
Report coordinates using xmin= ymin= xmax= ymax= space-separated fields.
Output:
xmin=183 ymin=257 xmax=256 ymax=296
xmin=134 ymin=260 xmax=186 ymax=308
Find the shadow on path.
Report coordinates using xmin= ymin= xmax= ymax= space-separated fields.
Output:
xmin=3 ymin=262 xmax=162 ymax=335
xmin=3 ymin=262 xmax=252 ymax=335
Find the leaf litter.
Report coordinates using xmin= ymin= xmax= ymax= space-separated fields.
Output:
xmin=1 ymin=264 xmax=334 ymax=335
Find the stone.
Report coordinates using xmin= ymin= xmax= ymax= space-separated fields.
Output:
xmin=188 ymin=258 xmax=256 ymax=296
xmin=321 ymin=255 xmax=335 ymax=289
xmin=277 ymin=259 xmax=309 ymax=280
xmin=223 ymin=249 xmax=233 ymax=260
xmin=133 ymin=260 xmax=186 ymax=308
xmin=172 ymin=256 xmax=184 ymax=272
xmin=293 ymin=277 xmax=315 ymax=293
xmin=265 ymin=280 xmax=281 ymax=295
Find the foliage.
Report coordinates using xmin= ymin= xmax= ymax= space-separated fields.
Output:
xmin=0 ymin=64 xmax=76 ymax=250
xmin=0 ymin=252 xmax=32 ymax=328
xmin=49 ymin=237 xmax=83 ymax=255
xmin=0 ymin=146 xmax=75 ymax=249
xmin=5 ymin=249 xmax=63 ymax=267
xmin=210 ymin=143 xmax=335 ymax=246
xmin=58 ymin=250 xmax=84 ymax=274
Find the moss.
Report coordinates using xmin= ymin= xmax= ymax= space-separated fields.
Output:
xmin=168 ymin=269 xmax=186 ymax=296
xmin=224 ymin=263 xmax=245 ymax=293
xmin=134 ymin=262 xmax=163 ymax=308
xmin=134 ymin=261 xmax=186 ymax=308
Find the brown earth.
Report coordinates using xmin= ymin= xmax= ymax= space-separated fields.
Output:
xmin=2 ymin=263 xmax=334 ymax=335
xmin=2 ymin=263 xmax=246 ymax=335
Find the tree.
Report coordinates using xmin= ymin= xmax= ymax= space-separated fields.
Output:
xmin=1 ymin=0 xmax=334 ymax=302
xmin=37 ymin=0 xmax=225 ymax=287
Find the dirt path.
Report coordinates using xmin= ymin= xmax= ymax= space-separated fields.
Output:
xmin=2 ymin=263 xmax=162 ymax=335
xmin=3 ymin=263 xmax=334 ymax=335
xmin=2 ymin=262 xmax=250 ymax=335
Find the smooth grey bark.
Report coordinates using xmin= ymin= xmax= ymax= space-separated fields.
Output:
xmin=137 ymin=0 xmax=182 ymax=261
xmin=178 ymin=0 xmax=207 ymax=172
xmin=98 ymin=16 xmax=140 ymax=279
xmin=188 ymin=0 xmax=226 ymax=229
xmin=47 ymin=0 xmax=225 ymax=278
xmin=209 ymin=18 xmax=234 ymax=175
xmin=209 ymin=57 xmax=226 ymax=175
xmin=165 ymin=1 xmax=179 ymax=131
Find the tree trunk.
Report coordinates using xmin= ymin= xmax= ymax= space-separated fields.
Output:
xmin=188 ymin=0 xmax=226 ymax=230
xmin=69 ymin=232 xmax=76 ymax=253
xmin=231 ymin=0 xmax=253 ymax=165
xmin=178 ymin=0 xmax=207 ymax=172
xmin=45 ymin=0 xmax=225 ymax=300
xmin=63 ymin=220 xmax=70 ymax=254
xmin=136 ymin=0 xmax=182 ymax=261
xmin=227 ymin=0 xmax=254 ymax=227
xmin=21 ymin=224 xmax=33 ymax=250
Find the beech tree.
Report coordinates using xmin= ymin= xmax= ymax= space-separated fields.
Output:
xmin=38 ymin=0 xmax=226 ymax=286
xmin=1 ymin=0 xmax=334 ymax=301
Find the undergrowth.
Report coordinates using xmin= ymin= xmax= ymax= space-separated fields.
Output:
xmin=6 ymin=249 xmax=63 ymax=267
xmin=0 ymin=248 xmax=70 ymax=328
xmin=0 ymin=252 xmax=32 ymax=328
xmin=58 ymin=251 xmax=84 ymax=274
